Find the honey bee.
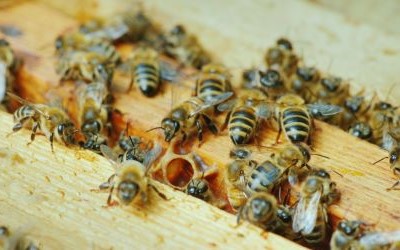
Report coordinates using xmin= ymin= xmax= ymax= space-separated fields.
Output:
xmin=0 ymin=39 xmax=19 ymax=105
xmin=287 ymin=66 xmax=321 ymax=103
xmin=242 ymin=68 xmax=288 ymax=100
xmin=8 ymin=93 xmax=78 ymax=151
xmin=155 ymin=92 xmax=233 ymax=142
xmin=246 ymin=143 xmax=312 ymax=195
xmin=161 ymin=25 xmax=211 ymax=69
xmin=77 ymin=82 xmax=111 ymax=151
xmin=237 ymin=192 xmax=295 ymax=238
xmin=369 ymin=101 xmax=399 ymax=147
xmin=99 ymin=143 xmax=166 ymax=206
xmin=225 ymin=147 xmax=257 ymax=211
xmin=265 ymin=38 xmax=299 ymax=77
xmin=348 ymin=121 xmax=373 ymax=142
xmin=316 ymin=75 xmax=350 ymax=106
xmin=331 ymin=220 xmax=400 ymax=250
xmin=185 ymin=177 xmax=211 ymax=201
xmin=124 ymin=47 xmax=163 ymax=97
xmin=195 ymin=63 xmax=232 ymax=102
xmin=273 ymin=93 xmax=342 ymax=144
xmin=292 ymin=169 xmax=339 ymax=244
xmin=217 ymin=89 xmax=271 ymax=145
xmin=56 ymin=50 xmax=114 ymax=85
xmin=340 ymin=91 xmax=372 ymax=130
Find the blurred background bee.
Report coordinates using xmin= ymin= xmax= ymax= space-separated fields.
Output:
xmin=155 ymin=92 xmax=232 ymax=142
xmin=76 ymin=82 xmax=112 ymax=153
xmin=8 ymin=93 xmax=79 ymax=151
xmin=286 ymin=66 xmax=321 ymax=103
xmin=0 ymin=38 xmax=20 ymax=109
xmin=159 ymin=25 xmax=211 ymax=69
xmin=218 ymin=89 xmax=271 ymax=145
xmin=264 ymin=38 xmax=299 ymax=77
xmin=0 ymin=224 xmax=40 ymax=250
xmin=99 ymin=143 xmax=166 ymax=206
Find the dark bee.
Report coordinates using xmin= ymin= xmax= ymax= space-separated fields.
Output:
xmin=265 ymin=38 xmax=299 ymax=77
xmin=195 ymin=63 xmax=232 ymax=102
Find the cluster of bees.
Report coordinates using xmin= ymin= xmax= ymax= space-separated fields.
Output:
xmin=1 ymin=6 xmax=400 ymax=250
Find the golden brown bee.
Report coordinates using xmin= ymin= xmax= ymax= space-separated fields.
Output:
xmin=225 ymin=148 xmax=257 ymax=211
xmin=237 ymin=192 xmax=295 ymax=238
xmin=292 ymin=169 xmax=339 ymax=244
xmin=218 ymin=89 xmax=270 ymax=145
xmin=369 ymin=101 xmax=399 ymax=147
xmin=339 ymin=91 xmax=372 ymax=130
xmin=331 ymin=220 xmax=400 ymax=250
xmin=195 ymin=63 xmax=232 ymax=102
xmin=156 ymin=92 xmax=233 ymax=142
xmin=8 ymin=93 xmax=78 ymax=151
xmin=265 ymin=38 xmax=299 ymax=77
xmin=76 ymin=82 xmax=111 ymax=152
xmin=99 ymin=144 xmax=166 ymax=206
xmin=246 ymin=143 xmax=312 ymax=195
xmin=161 ymin=25 xmax=211 ymax=69
xmin=273 ymin=93 xmax=342 ymax=144
xmin=56 ymin=50 xmax=114 ymax=85
xmin=287 ymin=66 xmax=321 ymax=103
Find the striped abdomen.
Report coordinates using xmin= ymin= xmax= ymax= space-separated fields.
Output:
xmin=282 ymin=107 xmax=310 ymax=143
xmin=197 ymin=74 xmax=227 ymax=102
xmin=228 ymin=106 xmax=257 ymax=145
xmin=14 ymin=105 xmax=36 ymax=122
xmin=246 ymin=161 xmax=283 ymax=194
xmin=302 ymin=205 xmax=327 ymax=244
xmin=226 ymin=185 xmax=247 ymax=211
xmin=133 ymin=62 xmax=160 ymax=97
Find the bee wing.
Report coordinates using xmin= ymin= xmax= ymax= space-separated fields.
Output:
xmin=6 ymin=92 xmax=50 ymax=119
xmin=217 ymin=98 xmax=237 ymax=112
xmin=382 ymin=130 xmax=397 ymax=151
xmin=287 ymin=168 xmax=298 ymax=187
xmin=256 ymin=102 xmax=273 ymax=119
xmin=0 ymin=62 xmax=6 ymax=101
xmin=100 ymin=145 xmax=119 ymax=166
xmin=307 ymin=103 xmax=343 ymax=118
xmin=359 ymin=231 xmax=400 ymax=248
xmin=86 ymin=22 xmax=129 ymax=40
xmin=143 ymin=143 xmax=163 ymax=172
xmin=160 ymin=60 xmax=186 ymax=83
xmin=188 ymin=92 xmax=234 ymax=117
xmin=292 ymin=190 xmax=321 ymax=233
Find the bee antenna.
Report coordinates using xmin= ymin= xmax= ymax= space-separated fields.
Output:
xmin=371 ymin=157 xmax=388 ymax=165
xmin=332 ymin=170 xmax=344 ymax=178
xmin=128 ymin=135 xmax=135 ymax=146
xmin=311 ymin=153 xmax=330 ymax=159
xmin=146 ymin=127 xmax=164 ymax=132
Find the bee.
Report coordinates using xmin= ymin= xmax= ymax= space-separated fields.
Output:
xmin=76 ymin=82 xmax=111 ymax=151
xmin=273 ymin=93 xmax=342 ymax=144
xmin=217 ymin=89 xmax=270 ymax=145
xmin=195 ymin=63 xmax=232 ymax=102
xmin=265 ymin=38 xmax=299 ymax=77
xmin=331 ymin=220 xmax=400 ymax=250
xmin=185 ymin=177 xmax=211 ymax=201
xmin=316 ymin=75 xmax=350 ymax=106
xmin=369 ymin=101 xmax=399 ymax=147
xmin=0 ymin=39 xmax=19 ymax=105
xmin=339 ymin=91 xmax=372 ymax=130
xmin=237 ymin=192 xmax=295 ymax=238
xmin=246 ymin=143 xmax=312 ymax=195
xmin=56 ymin=50 xmax=114 ymax=85
xmin=287 ymin=66 xmax=321 ymax=103
xmin=8 ymin=93 xmax=78 ymax=151
xmin=292 ymin=169 xmax=339 ymax=244
xmin=155 ymin=92 xmax=233 ymax=142
xmin=99 ymin=143 xmax=166 ymax=206
xmin=225 ymin=147 xmax=257 ymax=211
xmin=242 ymin=68 xmax=288 ymax=100
xmin=348 ymin=121 xmax=373 ymax=142
xmin=161 ymin=25 xmax=211 ymax=69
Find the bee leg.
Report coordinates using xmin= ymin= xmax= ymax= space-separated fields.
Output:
xmin=49 ymin=132 xmax=55 ymax=152
xmin=236 ymin=206 xmax=244 ymax=225
xmin=196 ymin=119 xmax=203 ymax=142
xmin=27 ymin=122 xmax=40 ymax=146
xmin=149 ymin=183 xmax=168 ymax=200
xmin=386 ymin=180 xmax=400 ymax=191
xmin=106 ymin=185 xmax=118 ymax=206
xmin=275 ymin=124 xmax=282 ymax=145
xmin=202 ymin=114 xmax=218 ymax=134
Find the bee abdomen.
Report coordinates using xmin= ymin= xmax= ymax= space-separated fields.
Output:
xmin=303 ymin=222 xmax=326 ymax=244
xmin=198 ymin=77 xmax=225 ymax=101
xmin=229 ymin=107 xmax=257 ymax=145
xmin=282 ymin=108 xmax=310 ymax=143
xmin=227 ymin=186 xmax=247 ymax=211
xmin=247 ymin=161 xmax=282 ymax=193
xmin=134 ymin=63 xmax=160 ymax=97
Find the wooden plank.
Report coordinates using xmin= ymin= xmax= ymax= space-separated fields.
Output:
xmin=0 ymin=1 xmax=399 ymax=249
xmin=0 ymin=112 xmax=305 ymax=250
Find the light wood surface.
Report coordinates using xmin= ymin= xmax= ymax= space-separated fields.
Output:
xmin=0 ymin=1 xmax=400 ymax=249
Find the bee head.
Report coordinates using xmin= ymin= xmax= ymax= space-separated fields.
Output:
xmin=248 ymin=195 xmax=275 ymax=222
xmin=345 ymin=96 xmax=363 ymax=113
xmin=186 ymin=179 xmax=209 ymax=200
xmin=338 ymin=221 xmax=361 ymax=237
xmin=321 ymin=76 xmax=341 ymax=92
xmin=81 ymin=120 xmax=102 ymax=135
xmin=276 ymin=207 xmax=292 ymax=224
xmin=277 ymin=38 xmax=293 ymax=50
xmin=161 ymin=118 xmax=180 ymax=142
xmin=389 ymin=148 xmax=400 ymax=165
xmin=117 ymin=181 xmax=139 ymax=205
xmin=57 ymin=122 xmax=78 ymax=144
xmin=296 ymin=67 xmax=319 ymax=82
xmin=374 ymin=101 xmax=393 ymax=111
xmin=54 ymin=35 xmax=64 ymax=51
xmin=260 ymin=69 xmax=283 ymax=88
xmin=349 ymin=122 xmax=372 ymax=140
xmin=0 ymin=226 xmax=9 ymax=237
xmin=171 ymin=25 xmax=186 ymax=36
